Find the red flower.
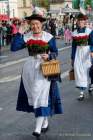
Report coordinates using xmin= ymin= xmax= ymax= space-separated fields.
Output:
xmin=73 ymin=35 xmax=89 ymax=46
xmin=26 ymin=39 xmax=49 ymax=55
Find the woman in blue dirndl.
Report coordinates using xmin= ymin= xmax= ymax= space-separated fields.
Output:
xmin=11 ymin=9 xmax=63 ymax=137
xmin=71 ymin=14 xmax=93 ymax=101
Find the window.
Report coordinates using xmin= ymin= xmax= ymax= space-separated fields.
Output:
xmin=23 ymin=0 xmax=26 ymax=7
xmin=24 ymin=12 xmax=27 ymax=17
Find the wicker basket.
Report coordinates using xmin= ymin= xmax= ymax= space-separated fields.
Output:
xmin=41 ymin=60 xmax=61 ymax=76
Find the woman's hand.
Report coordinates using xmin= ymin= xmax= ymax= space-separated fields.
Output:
xmin=41 ymin=53 xmax=49 ymax=61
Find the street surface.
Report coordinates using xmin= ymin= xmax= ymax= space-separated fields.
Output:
xmin=0 ymin=39 xmax=93 ymax=140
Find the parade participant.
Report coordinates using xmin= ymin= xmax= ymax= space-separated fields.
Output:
xmin=71 ymin=13 xmax=93 ymax=101
xmin=88 ymin=31 xmax=93 ymax=93
xmin=64 ymin=26 xmax=72 ymax=45
xmin=11 ymin=7 xmax=63 ymax=138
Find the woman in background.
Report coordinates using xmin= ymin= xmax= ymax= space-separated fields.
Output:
xmin=71 ymin=13 xmax=93 ymax=101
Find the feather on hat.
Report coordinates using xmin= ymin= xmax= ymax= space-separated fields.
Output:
xmin=25 ymin=7 xmax=46 ymax=22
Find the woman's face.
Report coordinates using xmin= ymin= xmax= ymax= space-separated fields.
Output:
xmin=79 ymin=20 xmax=86 ymax=28
xmin=30 ymin=20 xmax=42 ymax=34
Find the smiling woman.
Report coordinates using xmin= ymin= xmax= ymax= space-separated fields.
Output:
xmin=11 ymin=7 xmax=63 ymax=138
xmin=30 ymin=20 xmax=43 ymax=34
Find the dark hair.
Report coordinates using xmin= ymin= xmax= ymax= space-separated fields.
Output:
xmin=77 ymin=13 xmax=88 ymax=20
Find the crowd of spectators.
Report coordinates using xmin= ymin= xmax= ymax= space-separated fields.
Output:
xmin=0 ymin=19 xmax=30 ymax=50
xmin=0 ymin=15 xmax=93 ymax=50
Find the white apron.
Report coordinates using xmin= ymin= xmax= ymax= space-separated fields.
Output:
xmin=21 ymin=31 xmax=53 ymax=109
xmin=74 ymin=45 xmax=91 ymax=87
xmin=73 ymin=28 xmax=92 ymax=88
xmin=22 ymin=55 xmax=50 ymax=109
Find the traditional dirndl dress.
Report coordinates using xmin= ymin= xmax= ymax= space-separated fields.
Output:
xmin=13 ymin=31 xmax=63 ymax=117
xmin=73 ymin=28 xmax=92 ymax=88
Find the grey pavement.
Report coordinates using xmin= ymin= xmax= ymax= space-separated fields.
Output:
xmin=0 ymin=47 xmax=28 ymax=64
xmin=0 ymin=39 xmax=93 ymax=140
xmin=0 ymin=134 xmax=92 ymax=140
xmin=0 ymin=79 xmax=93 ymax=140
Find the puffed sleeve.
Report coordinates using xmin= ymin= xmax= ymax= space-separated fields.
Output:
xmin=11 ymin=33 xmax=26 ymax=51
xmin=88 ymin=30 xmax=93 ymax=52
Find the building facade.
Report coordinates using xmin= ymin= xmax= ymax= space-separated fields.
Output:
xmin=72 ymin=0 xmax=93 ymax=9
xmin=0 ymin=0 xmax=33 ymax=18
xmin=8 ymin=0 xmax=18 ymax=18
xmin=0 ymin=0 xmax=8 ymax=14
xmin=50 ymin=0 xmax=72 ymax=11
xmin=17 ymin=0 xmax=32 ymax=18
xmin=0 ymin=0 xmax=18 ymax=17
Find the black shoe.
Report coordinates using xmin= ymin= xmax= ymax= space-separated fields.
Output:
xmin=41 ymin=126 xmax=49 ymax=133
xmin=77 ymin=95 xmax=84 ymax=101
xmin=88 ymin=84 xmax=93 ymax=95
xmin=88 ymin=89 xmax=92 ymax=95
xmin=32 ymin=132 xmax=40 ymax=137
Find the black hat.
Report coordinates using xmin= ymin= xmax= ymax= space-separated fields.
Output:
xmin=25 ymin=7 xmax=46 ymax=22
xmin=25 ymin=14 xmax=46 ymax=22
xmin=77 ymin=13 xmax=88 ymax=20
